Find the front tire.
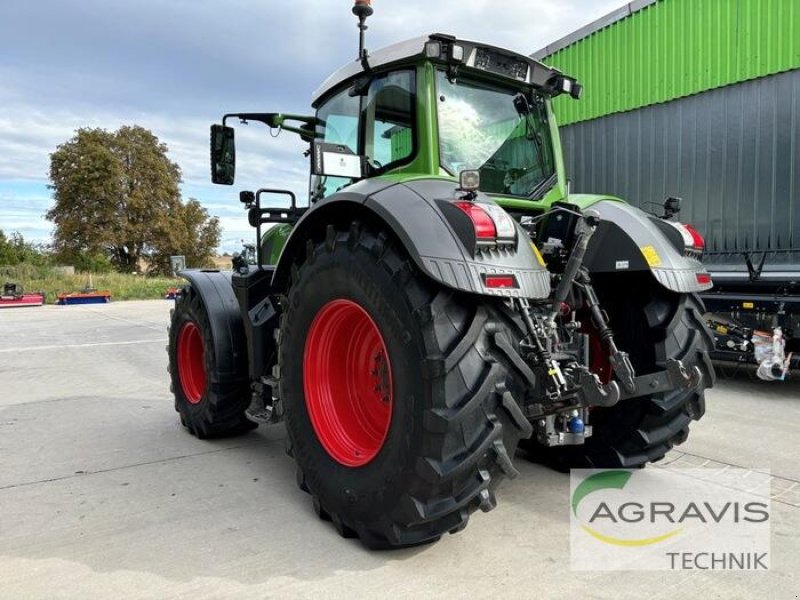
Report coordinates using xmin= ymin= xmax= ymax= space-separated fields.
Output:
xmin=278 ymin=224 xmax=531 ymax=548
xmin=168 ymin=284 xmax=256 ymax=438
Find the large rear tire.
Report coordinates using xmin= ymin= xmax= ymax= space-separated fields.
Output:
xmin=525 ymin=274 xmax=715 ymax=470
xmin=278 ymin=224 xmax=532 ymax=548
xmin=168 ymin=284 xmax=256 ymax=438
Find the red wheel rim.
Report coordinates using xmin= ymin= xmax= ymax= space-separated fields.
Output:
xmin=177 ymin=321 xmax=207 ymax=404
xmin=303 ymin=299 xmax=393 ymax=467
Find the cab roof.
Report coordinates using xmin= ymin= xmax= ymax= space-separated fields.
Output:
xmin=311 ymin=33 xmax=564 ymax=107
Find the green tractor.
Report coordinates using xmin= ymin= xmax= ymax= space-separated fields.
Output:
xmin=167 ymin=2 xmax=714 ymax=548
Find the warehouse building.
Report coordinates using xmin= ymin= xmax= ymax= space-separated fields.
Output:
xmin=533 ymin=0 xmax=800 ymax=272
xmin=533 ymin=0 xmax=800 ymax=375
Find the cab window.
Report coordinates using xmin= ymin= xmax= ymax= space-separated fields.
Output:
xmin=312 ymin=69 xmax=416 ymax=201
xmin=312 ymin=87 xmax=360 ymax=199
xmin=362 ymin=70 xmax=415 ymax=172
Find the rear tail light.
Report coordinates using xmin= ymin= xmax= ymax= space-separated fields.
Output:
xmin=670 ymin=222 xmax=705 ymax=253
xmin=452 ymin=201 xmax=496 ymax=239
xmin=452 ymin=201 xmax=517 ymax=245
xmin=481 ymin=203 xmax=517 ymax=239
xmin=683 ymin=224 xmax=705 ymax=250
xmin=483 ymin=274 xmax=518 ymax=289
xmin=696 ymin=273 xmax=712 ymax=285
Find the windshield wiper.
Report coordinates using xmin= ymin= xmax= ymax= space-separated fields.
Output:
xmin=528 ymin=172 xmax=557 ymax=200
xmin=512 ymin=93 xmax=548 ymax=190
xmin=525 ymin=114 xmax=548 ymax=181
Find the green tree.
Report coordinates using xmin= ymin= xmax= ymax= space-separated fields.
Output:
xmin=0 ymin=229 xmax=11 ymax=265
xmin=47 ymin=125 xmax=220 ymax=274
xmin=0 ymin=230 xmax=50 ymax=266
xmin=147 ymin=198 xmax=221 ymax=274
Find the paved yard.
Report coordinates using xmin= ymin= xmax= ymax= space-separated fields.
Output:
xmin=0 ymin=301 xmax=797 ymax=599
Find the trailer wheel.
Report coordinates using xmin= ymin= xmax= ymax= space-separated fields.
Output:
xmin=526 ymin=274 xmax=714 ymax=470
xmin=168 ymin=284 xmax=256 ymax=438
xmin=278 ymin=224 xmax=531 ymax=548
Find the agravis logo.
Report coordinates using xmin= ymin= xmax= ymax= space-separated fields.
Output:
xmin=572 ymin=470 xmax=682 ymax=546
xmin=570 ymin=468 xmax=771 ymax=571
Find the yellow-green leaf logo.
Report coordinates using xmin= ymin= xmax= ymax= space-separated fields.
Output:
xmin=572 ymin=471 xmax=682 ymax=546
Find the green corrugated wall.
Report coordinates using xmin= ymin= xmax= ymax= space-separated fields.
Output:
xmin=542 ymin=0 xmax=800 ymax=125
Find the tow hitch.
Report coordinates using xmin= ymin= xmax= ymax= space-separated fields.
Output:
xmin=525 ymin=208 xmax=705 ymax=447
xmin=618 ymin=359 xmax=703 ymax=400
xmin=579 ymin=357 xmax=702 ymax=408
xmin=536 ymin=358 xmax=703 ymax=447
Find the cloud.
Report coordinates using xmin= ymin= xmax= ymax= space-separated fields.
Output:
xmin=0 ymin=0 xmax=622 ymax=251
xmin=0 ymin=185 xmax=53 ymax=242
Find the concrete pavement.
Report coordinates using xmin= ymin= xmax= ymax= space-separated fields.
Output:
xmin=0 ymin=301 xmax=797 ymax=599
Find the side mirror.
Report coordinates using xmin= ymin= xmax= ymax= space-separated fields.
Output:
xmin=311 ymin=141 xmax=364 ymax=179
xmin=210 ymin=124 xmax=235 ymax=185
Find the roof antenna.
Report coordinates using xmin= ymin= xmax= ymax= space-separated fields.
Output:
xmin=352 ymin=0 xmax=373 ymax=70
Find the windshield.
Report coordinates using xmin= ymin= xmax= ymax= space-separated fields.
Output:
xmin=436 ymin=71 xmax=555 ymax=197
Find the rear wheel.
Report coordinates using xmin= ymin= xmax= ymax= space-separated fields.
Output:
xmin=278 ymin=223 xmax=532 ymax=548
xmin=525 ymin=274 xmax=715 ymax=470
xmin=168 ymin=284 xmax=256 ymax=438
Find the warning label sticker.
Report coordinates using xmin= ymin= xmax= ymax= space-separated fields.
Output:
xmin=640 ymin=245 xmax=662 ymax=267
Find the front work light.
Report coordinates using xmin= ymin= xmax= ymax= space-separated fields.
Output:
xmin=449 ymin=44 xmax=465 ymax=62
xmin=425 ymin=41 xmax=441 ymax=58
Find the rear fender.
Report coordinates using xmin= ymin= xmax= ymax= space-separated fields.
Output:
xmin=178 ymin=269 xmax=248 ymax=381
xmin=271 ymin=177 xmax=551 ymax=299
xmin=584 ymin=200 xmax=713 ymax=293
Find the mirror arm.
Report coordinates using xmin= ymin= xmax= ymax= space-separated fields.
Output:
xmin=222 ymin=113 xmax=319 ymax=135
xmin=222 ymin=113 xmax=320 ymax=143
xmin=223 ymin=112 xmax=280 ymax=127
xmin=278 ymin=125 xmax=321 ymax=143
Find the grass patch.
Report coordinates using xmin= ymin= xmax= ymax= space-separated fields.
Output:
xmin=1 ymin=264 xmax=185 ymax=303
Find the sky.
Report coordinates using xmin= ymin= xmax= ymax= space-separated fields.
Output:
xmin=0 ymin=0 xmax=622 ymax=253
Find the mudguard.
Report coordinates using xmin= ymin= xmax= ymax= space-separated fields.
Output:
xmin=177 ymin=269 xmax=248 ymax=381
xmin=272 ymin=177 xmax=551 ymax=299
xmin=583 ymin=200 xmax=713 ymax=293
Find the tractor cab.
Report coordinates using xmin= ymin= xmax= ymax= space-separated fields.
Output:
xmin=309 ymin=34 xmax=582 ymax=203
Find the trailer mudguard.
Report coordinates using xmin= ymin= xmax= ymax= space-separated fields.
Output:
xmin=583 ymin=200 xmax=713 ymax=293
xmin=271 ymin=177 xmax=551 ymax=299
xmin=177 ymin=269 xmax=248 ymax=381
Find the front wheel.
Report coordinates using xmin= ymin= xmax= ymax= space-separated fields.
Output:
xmin=278 ymin=224 xmax=532 ymax=548
xmin=525 ymin=274 xmax=715 ymax=470
xmin=168 ymin=284 xmax=256 ymax=438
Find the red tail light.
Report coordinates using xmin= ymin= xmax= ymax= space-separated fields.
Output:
xmin=452 ymin=201 xmax=496 ymax=239
xmin=483 ymin=274 xmax=518 ymax=289
xmin=670 ymin=221 xmax=706 ymax=253
xmin=683 ymin=224 xmax=705 ymax=250
xmin=696 ymin=273 xmax=712 ymax=285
